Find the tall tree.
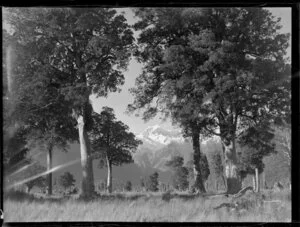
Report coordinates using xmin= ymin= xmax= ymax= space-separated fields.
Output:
xmin=5 ymin=8 xmax=134 ymax=197
xmin=3 ymin=25 xmax=78 ymax=196
xmin=129 ymin=8 xmax=290 ymax=194
xmin=186 ymin=153 xmax=210 ymax=191
xmin=146 ymin=172 xmax=159 ymax=192
xmin=59 ymin=172 xmax=76 ymax=192
xmin=165 ymin=156 xmax=189 ymax=191
xmin=128 ymin=8 xmax=215 ymax=193
xmin=90 ymin=107 xmax=142 ymax=193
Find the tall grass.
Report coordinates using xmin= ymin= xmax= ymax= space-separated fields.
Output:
xmin=3 ymin=189 xmax=291 ymax=222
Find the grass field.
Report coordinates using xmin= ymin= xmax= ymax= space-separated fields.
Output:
xmin=3 ymin=189 xmax=291 ymax=222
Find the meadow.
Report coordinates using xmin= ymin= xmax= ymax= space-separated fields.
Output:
xmin=3 ymin=189 xmax=291 ymax=222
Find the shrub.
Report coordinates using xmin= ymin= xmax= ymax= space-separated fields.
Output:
xmin=146 ymin=172 xmax=159 ymax=192
xmin=58 ymin=172 xmax=76 ymax=192
xmin=125 ymin=181 xmax=132 ymax=192
xmin=25 ymin=176 xmax=46 ymax=193
xmin=162 ymin=190 xmax=172 ymax=202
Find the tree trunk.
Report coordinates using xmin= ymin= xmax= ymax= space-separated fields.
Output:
xmin=252 ymin=174 xmax=256 ymax=191
xmin=47 ymin=146 xmax=53 ymax=195
xmin=255 ymin=168 xmax=260 ymax=193
xmin=222 ymin=138 xmax=242 ymax=194
xmin=221 ymin=175 xmax=227 ymax=191
xmin=77 ymin=114 xmax=94 ymax=198
xmin=262 ymin=171 xmax=265 ymax=190
xmin=106 ymin=156 xmax=112 ymax=193
xmin=191 ymin=131 xmax=206 ymax=193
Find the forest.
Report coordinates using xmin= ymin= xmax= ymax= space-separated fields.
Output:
xmin=3 ymin=7 xmax=291 ymax=222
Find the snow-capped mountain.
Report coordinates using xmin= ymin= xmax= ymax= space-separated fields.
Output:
xmin=134 ymin=125 xmax=222 ymax=171
xmin=136 ymin=125 xmax=185 ymax=150
xmin=134 ymin=125 xmax=189 ymax=170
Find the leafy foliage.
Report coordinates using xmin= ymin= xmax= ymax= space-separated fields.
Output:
xmin=186 ymin=154 xmax=210 ymax=185
xmin=25 ymin=176 xmax=47 ymax=193
xmin=209 ymin=149 xmax=224 ymax=178
xmin=165 ymin=156 xmax=189 ymax=191
xmin=90 ymin=107 xmax=142 ymax=166
xmin=6 ymin=8 xmax=134 ymax=105
xmin=129 ymin=8 xmax=290 ymax=193
xmin=5 ymin=8 xmax=135 ymax=197
xmin=129 ymin=7 xmax=290 ymax=144
xmin=237 ymin=121 xmax=276 ymax=179
xmin=125 ymin=181 xmax=132 ymax=192
xmin=146 ymin=172 xmax=159 ymax=192
xmin=3 ymin=127 xmax=30 ymax=173
xmin=272 ymin=122 xmax=291 ymax=167
xmin=59 ymin=172 xmax=76 ymax=191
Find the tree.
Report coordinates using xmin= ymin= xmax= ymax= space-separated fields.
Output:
xmin=90 ymin=107 xmax=142 ymax=193
xmin=125 ymin=181 xmax=132 ymax=192
xmin=146 ymin=172 xmax=159 ymax=192
xmin=128 ymin=8 xmax=216 ymax=193
xmin=3 ymin=127 xmax=30 ymax=176
xmin=165 ymin=156 xmax=189 ymax=191
xmin=208 ymin=149 xmax=226 ymax=191
xmin=237 ymin=119 xmax=278 ymax=192
xmin=128 ymin=8 xmax=290 ymax=194
xmin=25 ymin=176 xmax=47 ymax=194
xmin=5 ymin=8 xmax=134 ymax=198
xmin=140 ymin=178 xmax=146 ymax=191
xmin=186 ymin=153 xmax=210 ymax=191
xmin=273 ymin=122 xmax=291 ymax=172
xmin=3 ymin=30 xmax=78 ymax=196
xmin=59 ymin=172 xmax=76 ymax=192
xmin=5 ymin=160 xmax=47 ymax=194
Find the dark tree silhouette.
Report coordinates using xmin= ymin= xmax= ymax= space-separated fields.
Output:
xmin=146 ymin=172 xmax=159 ymax=192
xmin=128 ymin=8 xmax=290 ymax=194
xmin=125 ymin=181 xmax=132 ymax=192
xmin=5 ymin=8 xmax=134 ymax=198
xmin=90 ymin=107 xmax=142 ymax=193
xmin=166 ymin=156 xmax=189 ymax=191
xmin=59 ymin=172 xmax=76 ymax=192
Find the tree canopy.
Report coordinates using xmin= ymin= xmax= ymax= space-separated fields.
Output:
xmin=165 ymin=156 xmax=189 ymax=191
xmin=90 ymin=107 xmax=142 ymax=166
xmin=5 ymin=7 xmax=135 ymax=197
xmin=128 ymin=7 xmax=290 ymax=194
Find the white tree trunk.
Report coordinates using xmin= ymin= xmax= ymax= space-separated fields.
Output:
xmin=255 ymin=168 xmax=260 ymax=193
xmin=106 ymin=156 xmax=112 ymax=193
xmin=222 ymin=139 xmax=242 ymax=194
xmin=252 ymin=174 xmax=256 ymax=191
xmin=77 ymin=115 xmax=94 ymax=198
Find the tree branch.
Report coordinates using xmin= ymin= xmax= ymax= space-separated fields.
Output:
xmin=204 ymin=124 xmax=221 ymax=136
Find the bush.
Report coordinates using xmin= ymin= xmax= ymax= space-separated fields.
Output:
xmin=59 ymin=172 xmax=76 ymax=192
xmin=146 ymin=172 xmax=159 ymax=192
xmin=25 ymin=176 xmax=47 ymax=193
xmin=162 ymin=190 xmax=172 ymax=202
xmin=5 ymin=189 xmax=35 ymax=201
xmin=66 ymin=185 xmax=79 ymax=195
xmin=166 ymin=156 xmax=189 ymax=191
xmin=125 ymin=181 xmax=132 ymax=192
xmin=173 ymin=167 xmax=189 ymax=191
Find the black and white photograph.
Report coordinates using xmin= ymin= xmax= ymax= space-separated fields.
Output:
xmin=2 ymin=6 xmax=292 ymax=222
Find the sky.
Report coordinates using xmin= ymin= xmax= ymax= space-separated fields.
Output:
xmin=91 ymin=7 xmax=292 ymax=135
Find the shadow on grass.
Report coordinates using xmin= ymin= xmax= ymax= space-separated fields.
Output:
xmin=6 ymin=189 xmax=280 ymax=205
xmin=4 ymin=189 xmax=70 ymax=204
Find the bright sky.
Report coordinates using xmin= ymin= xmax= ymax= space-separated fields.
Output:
xmin=90 ymin=7 xmax=292 ymax=135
